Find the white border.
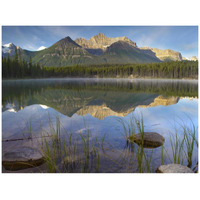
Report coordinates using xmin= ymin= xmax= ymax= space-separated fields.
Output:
xmin=0 ymin=1 xmax=199 ymax=200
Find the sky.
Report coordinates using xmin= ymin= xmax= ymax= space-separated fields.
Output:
xmin=2 ymin=26 xmax=198 ymax=58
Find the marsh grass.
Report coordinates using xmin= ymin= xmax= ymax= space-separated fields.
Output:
xmin=39 ymin=116 xmax=103 ymax=173
xmin=118 ymin=114 xmax=155 ymax=172
xmin=161 ymin=145 xmax=164 ymax=165
xmin=163 ymin=118 xmax=198 ymax=171
xmin=169 ymin=131 xmax=185 ymax=165
xmin=182 ymin=122 xmax=197 ymax=167
xmin=18 ymin=112 xmax=198 ymax=173
xmin=117 ymin=116 xmax=136 ymax=140
xmin=119 ymin=114 xmax=198 ymax=173
xmin=144 ymin=149 xmax=154 ymax=173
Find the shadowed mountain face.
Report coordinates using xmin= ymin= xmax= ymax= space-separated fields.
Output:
xmin=103 ymin=41 xmax=161 ymax=64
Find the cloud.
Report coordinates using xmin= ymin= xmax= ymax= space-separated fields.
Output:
xmin=40 ymin=26 xmax=82 ymax=40
xmin=135 ymin=26 xmax=171 ymax=48
xmin=182 ymin=42 xmax=198 ymax=51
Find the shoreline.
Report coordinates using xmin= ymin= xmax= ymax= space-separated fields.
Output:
xmin=2 ymin=77 xmax=199 ymax=82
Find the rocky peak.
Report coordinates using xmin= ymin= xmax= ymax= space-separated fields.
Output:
xmin=2 ymin=42 xmax=20 ymax=56
xmin=54 ymin=36 xmax=81 ymax=48
xmin=3 ymin=43 xmax=15 ymax=48
xmin=75 ymin=33 xmax=137 ymax=50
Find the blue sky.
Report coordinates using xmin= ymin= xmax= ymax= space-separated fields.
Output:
xmin=2 ymin=26 xmax=198 ymax=58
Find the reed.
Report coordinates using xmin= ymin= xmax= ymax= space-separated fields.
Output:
xmin=169 ymin=131 xmax=185 ymax=164
xmin=39 ymin=116 xmax=103 ymax=173
xmin=182 ymin=121 xmax=197 ymax=167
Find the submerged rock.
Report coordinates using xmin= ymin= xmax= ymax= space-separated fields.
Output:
xmin=156 ymin=164 xmax=194 ymax=173
xmin=2 ymin=146 xmax=45 ymax=171
xmin=128 ymin=132 xmax=165 ymax=148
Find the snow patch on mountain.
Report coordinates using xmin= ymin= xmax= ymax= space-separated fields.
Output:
xmin=2 ymin=46 xmax=10 ymax=53
xmin=37 ymin=46 xmax=46 ymax=51
xmin=3 ymin=43 xmax=13 ymax=48
xmin=2 ymin=43 xmax=16 ymax=54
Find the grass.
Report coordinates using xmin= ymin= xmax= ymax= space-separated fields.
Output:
xmin=39 ymin=116 xmax=103 ymax=173
xmin=169 ymin=131 xmax=185 ymax=165
xmin=182 ymin=121 xmax=197 ymax=167
xmin=118 ymin=114 xmax=198 ymax=173
xmin=119 ymin=114 xmax=155 ymax=173
xmin=7 ymin=113 xmax=197 ymax=173
xmin=163 ymin=118 xmax=198 ymax=171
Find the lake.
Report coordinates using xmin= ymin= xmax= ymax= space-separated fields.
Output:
xmin=2 ymin=78 xmax=198 ymax=173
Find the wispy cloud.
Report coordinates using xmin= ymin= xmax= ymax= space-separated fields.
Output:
xmin=182 ymin=42 xmax=198 ymax=51
xmin=40 ymin=26 xmax=82 ymax=40
xmin=135 ymin=26 xmax=171 ymax=48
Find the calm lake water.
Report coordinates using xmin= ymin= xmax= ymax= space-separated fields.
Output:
xmin=2 ymin=78 xmax=198 ymax=173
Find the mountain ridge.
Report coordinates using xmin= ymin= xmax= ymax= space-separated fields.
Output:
xmin=140 ymin=47 xmax=183 ymax=61
xmin=2 ymin=33 xmax=194 ymax=66
xmin=75 ymin=33 xmax=137 ymax=51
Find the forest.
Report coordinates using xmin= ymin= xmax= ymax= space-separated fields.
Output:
xmin=2 ymin=49 xmax=198 ymax=79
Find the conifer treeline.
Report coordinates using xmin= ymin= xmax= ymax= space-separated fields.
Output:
xmin=2 ymin=50 xmax=198 ymax=79
xmin=2 ymin=48 xmax=44 ymax=78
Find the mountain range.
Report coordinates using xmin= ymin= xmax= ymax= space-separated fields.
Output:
xmin=2 ymin=33 xmax=195 ymax=67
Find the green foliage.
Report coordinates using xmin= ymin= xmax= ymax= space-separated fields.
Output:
xmin=2 ymin=56 xmax=198 ymax=80
xmin=2 ymin=53 xmax=44 ymax=79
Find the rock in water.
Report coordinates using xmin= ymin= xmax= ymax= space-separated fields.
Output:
xmin=2 ymin=147 xmax=44 ymax=171
xmin=156 ymin=164 xmax=194 ymax=173
xmin=128 ymin=132 xmax=165 ymax=148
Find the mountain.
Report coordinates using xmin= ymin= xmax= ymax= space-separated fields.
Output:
xmin=103 ymin=41 xmax=161 ymax=64
xmin=182 ymin=56 xmax=198 ymax=61
xmin=2 ymin=43 xmax=21 ymax=57
xmin=31 ymin=37 xmax=105 ymax=66
xmin=4 ymin=34 xmax=188 ymax=66
xmin=140 ymin=47 xmax=183 ymax=61
xmin=2 ymin=43 xmax=37 ymax=61
xmin=190 ymin=56 xmax=198 ymax=61
xmin=21 ymin=36 xmax=160 ymax=66
xmin=37 ymin=46 xmax=47 ymax=51
xmin=75 ymin=33 xmax=137 ymax=52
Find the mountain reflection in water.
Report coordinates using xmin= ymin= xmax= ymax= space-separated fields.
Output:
xmin=2 ymin=78 xmax=198 ymax=173
xmin=2 ymin=78 xmax=198 ymax=118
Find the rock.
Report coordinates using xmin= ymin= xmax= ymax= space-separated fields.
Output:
xmin=156 ymin=164 xmax=194 ymax=173
xmin=190 ymin=56 xmax=198 ymax=61
xmin=75 ymin=33 xmax=137 ymax=51
xmin=2 ymin=147 xmax=45 ymax=171
xmin=128 ymin=132 xmax=165 ymax=148
xmin=140 ymin=47 xmax=182 ymax=61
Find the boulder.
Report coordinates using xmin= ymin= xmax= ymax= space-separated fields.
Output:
xmin=2 ymin=146 xmax=45 ymax=171
xmin=156 ymin=164 xmax=194 ymax=173
xmin=128 ymin=132 xmax=165 ymax=148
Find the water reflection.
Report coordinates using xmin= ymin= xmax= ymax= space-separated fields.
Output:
xmin=2 ymin=78 xmax=198 ymax=117
xmin=2 ymin=78 xmax=198 ymax=172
